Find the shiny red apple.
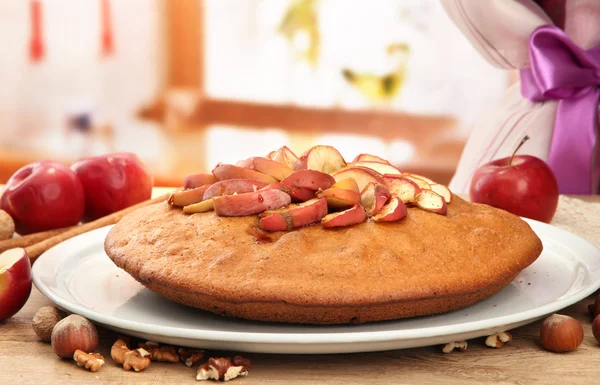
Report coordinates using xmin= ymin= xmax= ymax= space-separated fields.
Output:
xmin=0 ymin=248 xmax=32 ymax=321
xmin=470 ymin=136 xmax=559 ymax=223
xmin=71 ymin=152 xmax=153 ymax=221
xmin=1 ymin=161 xmax=85 ymax=234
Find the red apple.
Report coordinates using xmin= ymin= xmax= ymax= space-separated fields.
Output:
xmin=470 ymin=136 xmax=559 ymax=223
xmin=1 ymin=161 xmax=85 ymax=234
xmin=0 ymin=248 xmax=32 ymax=320
xmin=71 ymin=153 xmax=153 ymax=221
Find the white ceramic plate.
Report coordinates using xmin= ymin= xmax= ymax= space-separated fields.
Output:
xmin=32 ymin=220 xmax=600 ymax=354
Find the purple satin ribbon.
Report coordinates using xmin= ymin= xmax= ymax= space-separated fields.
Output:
xmin=520 ymin=25 xmax=600 ymax=194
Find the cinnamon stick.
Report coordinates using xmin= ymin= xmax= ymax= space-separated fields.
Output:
xmin=0 ymin=226 xmax=74 ymax=254
xmin=26 ymin=193 xmax=170 ymax=264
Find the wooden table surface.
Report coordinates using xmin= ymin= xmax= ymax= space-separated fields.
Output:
xmin=1 ymin=192 xmax=599 ymax=385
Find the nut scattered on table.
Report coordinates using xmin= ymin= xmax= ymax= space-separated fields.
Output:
xmin=0 ymin=210 xmax=15 ymax=241
xmin=178 ymin=347 xmax=205 ymax=367
xmin=73 ymin=349 xmax=105 ymax=372
xmin=592 ymin=315 xmax=600 ymax=344
xmin=111 ymin=338 xmax=151 ymax=372
xmin=232 ymin=355 xmax=252 ymax=369
xmin=138 ymin=340 xmax=180 ymax=363
xmin=589 ymin=296 xmax=600 ymax=319
xmin=441 ymin=341 xmax=467 ymax=354
xmin=196 ymin=357 xmax=250 ymax=382
xmin=540 ymin=314 xmax=584 ymax=353
xmin=51 ymin=314 xmax=99 ymax=358
xmin=32 ymin=306 xmax=65 ymax=342
xmin=485 ymin=331 xmax=512 ymax=348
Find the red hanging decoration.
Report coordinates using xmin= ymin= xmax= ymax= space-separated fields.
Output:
xmin=100 ymin=0 xmax=114 ymax=57
xmin=29 ymin=0 xmax=44 ymax=63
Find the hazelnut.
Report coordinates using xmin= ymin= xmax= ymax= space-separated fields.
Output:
xmin=32 ymin=306 xmax=65 ymax=342
xmin=540 ymin=314 xmax=583 ymax=353
xmin=51 ymin=314 xmax=99 ymax=358
xmin=593 ymin=315 xmax=600 ymax=344
xmin=589 ymin=296 xmax=600 ymax=318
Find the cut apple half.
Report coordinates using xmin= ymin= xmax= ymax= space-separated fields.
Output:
xmin=183 ymin=199 xmax=215 ymax=214
xmin=331 ymin=166 xmax=384 ymax=192
xmin=271 ymin=146 xmax=299 ymax=169
xmin=183 ymin=173 xmax=217 ymax=189
xmin=295 ymin=145 xmax=347 ymax=174
xmin=399 ymin=174 xmax=431 ymax=190
xmin=213 ymin=189 xmax=291 ymax=217
xmin=352 ymin=153 xmax=389 ymax=163
xmin=212 ymin=164 xmax=277 ymax=184
xmin=203 ymin=179 xmax=268 ymax=200
xmin=0 ymin=248 xmax=32 ymax=320
xmin=415 ymin=190 xmax=448 ymax=215
xmin=331 ymin=178 xmax=359 ymax=193
xmin=321 ymin=204 xmax=366 ymax=228
xmin=315 ymin=187 xmax=361 ymax=209
xmin=259 ymin=198 xmax=328 ymax=232
xmin=383 ymin=175 xmax=422 ymax=204
xmin=168 ymin=185 xmax=212 ymax=207
xmin=430 ymin=184 xmax=453 ymax=203
xmin=372 ymin=195 xmax=407 ymax=222
xmin=350 ymin=161 xmax=401 ymax=175
xmin=281 ymin=170 xmax=336 ymax=191
xmin=360 ymin=182 xmax=391 ymax=217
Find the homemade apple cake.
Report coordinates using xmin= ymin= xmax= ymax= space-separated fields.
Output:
xmin=105 ymin=146 xmax=542 ymax=324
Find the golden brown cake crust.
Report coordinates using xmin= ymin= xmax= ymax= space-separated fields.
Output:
xmin=104 ymin=196 xmax=542 ymax=324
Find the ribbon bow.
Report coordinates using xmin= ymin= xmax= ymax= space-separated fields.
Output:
xmin=520 ymin=25 xmax=600 ymax=194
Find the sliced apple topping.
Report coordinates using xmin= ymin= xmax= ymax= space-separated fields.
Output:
xmin=281 ymin=170 xmax=336 ymax=191
xmin=183 ymin=173 xmax=217 ymax=189
xmin=382 ymin=175 xmax=422 ymax=204
xmin=212 ymin=164 xmax=277 ymax=184
xmin=360 ymin=182 xmax=391 ymax=217
xmin=263 ymin=183 xmax=316 ymax=202
xmin=259 ymin=198 xmax=328 ymax=232
xmin=372 ymin=195 xmax=407 ymax=222
xmin=213 ymin=189 xmax=291 ymax=217
xmin=430 ymin=184 xmax=453 ymax=203
xmin=316 ymin=187 xmax=361 ymax=209
xmin=399 ymin=174 xmax=431 ymax=190
xmin=402 ymin=173 xmax=436 ymax=185
xmin=271 ymin=146 xmax=299 ymax=169
xmin=250 ymin=157 xmax=294 ymax=181
xmin=350 ymin=161 xmax=401 ymax=175
xmin=331 ymin=178 xmax=359 ymax=193
xmin=352 ymin=153 xmax=389 ymax=163
xmin=183 ymin=198 xmax=215 ymax=214
xmin=295 ymin=145 xmax=347 ymax=174
xmin=321 ymin=204 xmax=366 ymax=229
xmin=169 ymin=185 xmax=212 ymax=207
xmin=415 ymin=190 xmax=447 ymax=215
xmin=203 ymin=179 xmax=268 ymax=200
xmin=331 ymin=166 xmax=384 ymax=192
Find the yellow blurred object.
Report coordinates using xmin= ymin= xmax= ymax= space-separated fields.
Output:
xmin=279 ymin=0 xmax=320 ymax=67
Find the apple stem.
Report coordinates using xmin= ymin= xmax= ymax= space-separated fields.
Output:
xmin=509 ymin=135 xmax=530 ymax=166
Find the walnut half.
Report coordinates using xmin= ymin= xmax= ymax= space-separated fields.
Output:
xmin=73 ymin=349 xmax=105 ymax=372
xmin=196 ymin=357 xmax=249 ymax=381
xmin=441 ymin=341 xmax=468 ymax=354
xmin=485 ymin=331 xmax=512 ymax=348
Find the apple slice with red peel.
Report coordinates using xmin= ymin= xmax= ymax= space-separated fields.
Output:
xmin=351 ymin=161 xmax=401 ymax=175
xmin=235 ymin=158 xmax=254 ymax=168
xmin=352 ymin=153 xmax=389 ymax=163
xmin=183 ymin=173 xmax=217 ymax=189
xmin=383 ymin=175 xmax=422 ymax=204
xmin=212 ymin=164 xmax=277 ymax=184
xmin=259 ymin=198 xmax=328 ymax=231
xmin=281 ymin=170 xmax=336 ymax=191
xmin=0 ymin=248 xmax=32 ymax=320
xmin=271 ymin=146 xmax=299 ymax=169
xmin=397 ymin=174 xmax=431 ymax=190
xmin=203 ymin=179 xmax=268 ymax=200
xmin=360 ymin=182 xmax=391 ymax=217
xmin=168 ymin=185 xmax=212 ymax=207
xmin=401 ymin=173 xmax=436 ymax=185
xmin=250 ymin=157 xmax=294 ymax=181
xmin=415 ymin=190 xmax=448 ymax=215
xmin=295 ymin=145 xmax=347 ymax=173
xmin=183 ymin=199 xmax=215 ymax=214
xmin=332 ymin=166 xmax=384 ymax=192
xmin=316 ymin=188 xmax=361 ymax=209
xmin=263 ymin=183 xmax=316 ymax=202
xmin=321 ymin=204 xmax=366 ymax=228
xmin=213 ymin=189 xmax=291 ymax=217
xmin=331 ymin=178 xmax=359 ymax=193
xmin=372 ymin=195 xmax=407 ymax=222
xmin=430 ymin=184 xmax=453 ymax=203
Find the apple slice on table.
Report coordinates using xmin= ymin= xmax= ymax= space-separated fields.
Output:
xmin=212 ymin=164 xmax=277 ymax=184
xmin=360 ymin=182 xmax=391 ymax=217
xmin=399 ymin=174 xmax=431 ymax=190
xmin=0 ymin=248 xmax=32 ymax=321
xmin=332 ymin=166 xmax=384 ymax=192
xmin=281 ymin=170 xmax=336 ymax=191
xmin=372 ymin=195 xmax=407 ymax=222
xmin=262 ymin=183 xmax=316 ymax=202
xmin=316 ymin=187 xmax=361 ymax=209
xmin=331 ymin=178 xmax=359 ymax=193
xmin=183 ymin=173 xmax=217 ymax=189
xmin=271 ymin=146 xmax=299 ymax=169
xmin=214 ymin=189 xmax=291 ymax=217
xmin=259 ymin=198 xmax=328 ymax=231
xmin=352 ymin=153 xmax=389 ymax=163
xmin=203 ymin=179 xmax=268 ymax=200
xmin=415 ymin=190 xmax=447 ymax=215
xmin=321 ymin=204 xmax=366 ymax=228
xmin=295 ymin=145 xmax=347 ymax=174
xmin=350 ymin=161 xmax=401 ymax=175
xmin=383 ymin=175 xmax=422 ymax=204
xmin=250 ymin=157 xmax=294 ymax=181
xmin=183 ymin=199 xmax=215 ymax=214
xmin=168 ymin=185 xmax=212 ymax=207
xmin=430 ymin=184 xmax=453 ymax=203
